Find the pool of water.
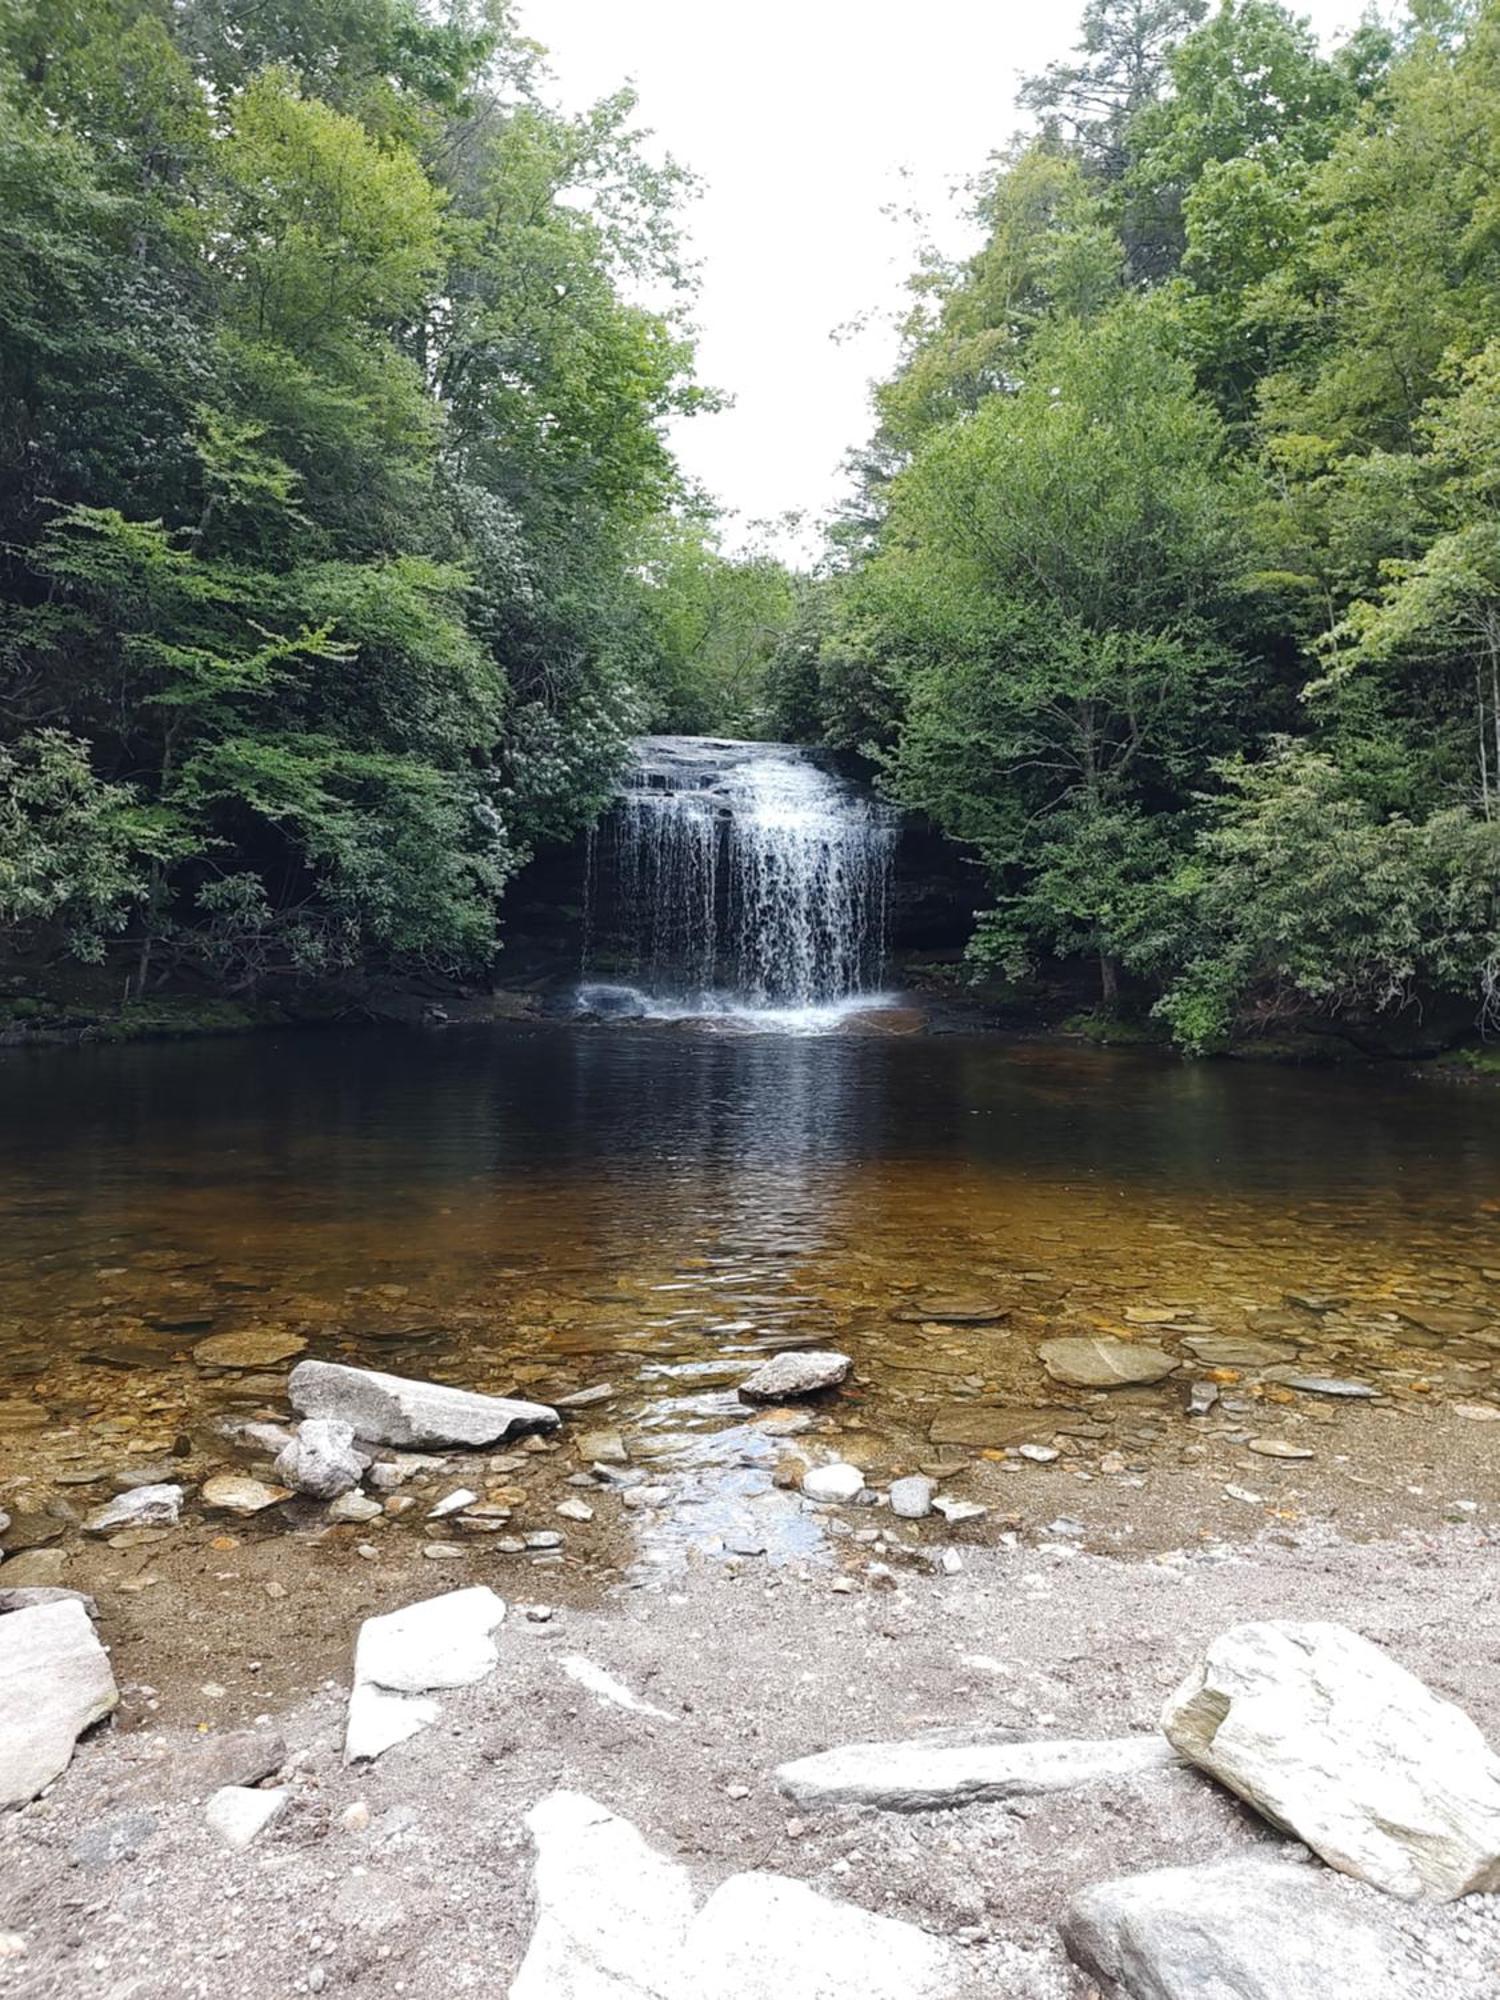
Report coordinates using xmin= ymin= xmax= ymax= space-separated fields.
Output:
xmin=2 ymin=1023 xmax=1498 ymax=1569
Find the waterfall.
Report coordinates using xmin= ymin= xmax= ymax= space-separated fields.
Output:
xmin=580 ymin=736 xmax=896 ymax=1022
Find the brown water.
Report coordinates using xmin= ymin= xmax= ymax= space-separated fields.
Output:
xmin=2 ymin=1023 xmax=1499 ymax=1577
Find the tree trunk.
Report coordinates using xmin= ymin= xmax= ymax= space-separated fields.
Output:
xmin=1099 ymin=947 xmax=1119 ymax=1010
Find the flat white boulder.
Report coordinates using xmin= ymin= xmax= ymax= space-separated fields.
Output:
xmin=509 ymin=1793 xmax=959 ymax=2000
xmin=678 ymin=1871 xmax=956 ymax=1999
xmin=1062 ymin=1857 xmax=1422 ymax=1999
xmin=1162 ymin=1620 xmax=1500 ymax=1900
xmin=777 ymin=1730 xmax=1178 ymax=1811
xmin=511 ymin=1790 xmax=696 ymax=2000
xmin=290 ymin=1359 xmax=558 ymax=1448
xmin=345 ymin=1586 xmax=505 ymax=1763
xmin=1 ymin=1599 xmax=118 ymax=1807
xmin=737 ymin=1350 xmax=851 ymax=1402
xmin=205 ymin=1784 xmax=289 ymax=1850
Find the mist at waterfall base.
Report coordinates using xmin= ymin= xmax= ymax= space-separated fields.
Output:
xmin=578 ymin=737 xmax=899 ymax=1032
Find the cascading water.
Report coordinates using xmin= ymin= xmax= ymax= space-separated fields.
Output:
xmin=580 ymin=736 xmax=897 ymax=1026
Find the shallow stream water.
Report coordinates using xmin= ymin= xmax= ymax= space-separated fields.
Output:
xmin=3 ymin=1024 xmax=1500 ymax=1585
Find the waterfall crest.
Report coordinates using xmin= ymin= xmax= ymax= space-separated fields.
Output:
xmin=580 ymin=736 xmax=896 ymax=1024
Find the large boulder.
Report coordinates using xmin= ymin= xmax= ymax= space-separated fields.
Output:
xmin=737 ymin=1350 xmax=851 ymax=1402
xmin=345 ymin=1586 xmax=505 ymax=1763
xmin=777 ymin=1730 xmax=1177 ymax=1812
xmin=1 ymin=1598 xmax=118 ymax=1807
xmin=1061 ymin=1857 xmax=1421 ymax=1999
xmin=290 ymin=1359 xmax=558 ymax=1449
xmin=1162 ymin=1621 xmax=1500 ymax=1900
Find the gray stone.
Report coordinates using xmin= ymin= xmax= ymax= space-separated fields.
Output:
xmin=205 ymin=1784 xmax=289 ymax=1849
xmin=345 ymin=1586 xmax=505 ymax=1763
xmin=1264 ymin=1373 xmax=1376 ymax=1399
xmin=1062 ymin=1857 xmax=1420 ymax=1999
xmin=193 ymin=1328 xmax=306 ymax=1369
xmin=68 ymin=1809 xmax=157 ymax=1872
xmin=737 ymin=1350 xmax=852 ymax=1402
xmin=82 ymin=1484 xmax=183 ymax=1534
xmin=1163 ymin=1621 xmax=1500 ymax=1900
xmin=290 ymin=1359 xmax=558 ymax=1449
xmin=1178 ymin=1334 xmax=1299 ymax=1369
xmin=0 ymin=1587 xmax=98 ymax=1619
xmin=274 ymin=1419 xmax=365 ymax=1499
xmin=888 ymin=1475 xmax=935 ymax=1520
xmin=777 ymin=1730 xmax=1178 ymax=1811
xmin=117 ymin=1727 xmax=286 ymax=1804
xmin=1039 ymin=1339 xmax=1178 ymax=1388
xmin=0 ymin=1599 xmax=118 ymax=1807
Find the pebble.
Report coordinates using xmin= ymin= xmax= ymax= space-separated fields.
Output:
xmin=1247 ymin=1438 xmax=1315 ymax=1460
xmin=422 ymin=1543 xmax=466 ymax=1560
xmin=428 ymin=1489 xmax=478 ymax=1519
xmin=931 ymin=1495 xmax=986 ymax=1524
xmin=621 ymin=1486 xmax=671 ymax=1509
xmin=328 ymin=1492 xmax=383 ymax=1524
xmin=1015 ymin=1444 xmax=1058 ymax=1464
xmin=555 ymin=1499 xmax=594 ymax=1523
xmin=888 ymin=1475 xmax=935 ymax=1520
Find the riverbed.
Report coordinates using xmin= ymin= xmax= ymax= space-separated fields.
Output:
xmin=2 ymin=1023 xmax=1499 ymax=1717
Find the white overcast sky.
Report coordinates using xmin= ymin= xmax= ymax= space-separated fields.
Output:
xmin=530 ymin=0 xmax=1368 ymax=557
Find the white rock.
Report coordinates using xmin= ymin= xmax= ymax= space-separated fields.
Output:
xmin=777 ymin=1731 xmax=1178 ymax=1811
xmin=205 ymin=1784 xmax=289 ymax=1850
xmin=344 ymin=1586 xmax=505 ymax=1763
xmin=290 ymin=1359 xmax=558 ymax=1448
xmin=931 ymin=1494 xmax=986 ymax=1523
xmin=511 ymin=1790 xmax=696 ymax=2000
xmin=427 ymin=1488 xmax=477 ymax=1519
xmin=558 ymin=1654 xmax=676 ymax=1722
xmin=555 ymin=1498 xmax=594 ymax=1523
xmin=887 ymin=1475 xmax=935 ymax=1520
xmin=0 ymin=1599 xmax=118 ymax=1808
xmin=275 ymin=1420 xmax=366 ymax=1499
xmin=82 ymin=1484 xmax=183 ymax=1534
xmin=1062 ymin=1857 xmax=1422 ymax=1999
xmin=1162 ymin=1620 xmax=1500 ymax=1900
xmin=737 ymin=1350 xmax=851 ymax=1403
xmin=678 ymin=1870 xmax=957 ymax=2000
xmin=802 ymin=1463 xmax=865 ymax=1504
xmin=201 ymin=1474 xmax=287 ymax=1516
xmin=327 ymin=1491 xmax=382 ymax=1524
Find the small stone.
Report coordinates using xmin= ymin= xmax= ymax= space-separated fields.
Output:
xmin=523 ymin=1530 xmax=564 ymax=1550
xmin=621 ymin=1486 xmax=670 ymax=1510
xmin=0 ymin=1602 xmax=118 ymax=1809
xmin=931 ymin=1495 xmax=986 ymax=1524
xmin=1099 ymin=1450 xmax=1127 ymax=1475
xmin=1247 ymin=1437 xmax=1315 ymax=1459
xmin=1267 ymin=1373 xmax=1375 ymax=1399
xmin=201 ymin=1474 xmax=288 ymax=1516
xmin=939 ymin=1550 xmax=964 ymax=1575
xmin=726 ymin=1784 xmax=750 ymax=1800
xmin=274 ymin=1420 xmax=366 ymax=1500
xmin=82 ymin=1484 xmax=183 ymax=1535
xmin=888 ymin=1476 xmax=935 ymax=1520
xmin=1015 ymin=1443 xmax=1058 ymax=1464
xmin=422 ymin=1542 xmax=466 ymax=1560
xmin=193 ymin=1329 xmax=306 ymax=1370
xmin=738 ymin=1350 xmax=852 ymax=1403
xmin=1188 ymin=1381 xmax=1220 ymax=1416
xmin=830 ymin=1576 xmax=856 ymax=1594
xmin=341 ymin=1800 xmax=371 ymax=1832
xmin=328 ymin=1491 xmax=383 ymax=1524
xmin=427 ymin=1488 xmax=478 ymax=1519
xmin=205 ymin=1785 xmax=289 ymax=1849
xmin=556 ymin=1384 xmax=615 ymax=1409
xmin=555 ymin=1498 xmax=594 ymax=1523
xmin=1451 ymin=1402 xmax=1500 ymax=1422
xmin=576 ymin=1430 xmax=628 ymax=1465
xmin=802 ymin=1463 xmax=865 ymax=1504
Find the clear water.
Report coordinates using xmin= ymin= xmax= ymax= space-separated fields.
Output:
xmin=582 ymin=736 xmax=896 ymax=1019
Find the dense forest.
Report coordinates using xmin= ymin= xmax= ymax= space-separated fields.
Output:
xmin=5 ymin=0 xmax=1500 ymax=1051
xmin=776 ymin=0 xmax=1500 ymax=1049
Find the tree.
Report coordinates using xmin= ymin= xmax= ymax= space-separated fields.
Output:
xmin=1020 ymin=0 xmax=1208 ymax=179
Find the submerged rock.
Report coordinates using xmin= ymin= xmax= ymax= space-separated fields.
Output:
xmin=344 ymin=1585 xmax=505 ymax=1763
xmin=777 ymin=1730 xmax=1178 ymax=1811
xmin=1062 ymin=1857 xmax=1421 ymax=2000
xmin=289 ymin=1359 xmax=558 ymax=1449
xmin=82 ymin=1483 xmax=183 ymax=1535
xmin=193 ymin=1328 xmax=306 ymax=1369
xmin=1162 ymin=1621 xmax=1500 ymax=1900
xmin=737 ymin=1350 xmax=851 ymax=1402
xmin=1039 ymin=1338 xmax=1178 ymax=1388
xmin=274 ymin=1420 xmax=365 ymax=1500
xmin=0 ymin=1599 xmax=118 ymax=1808
xmin=1178 ymin=1334 xmax=1299 ymax=1369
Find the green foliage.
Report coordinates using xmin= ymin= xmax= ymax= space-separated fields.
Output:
xmin=637 ymin=518 xmax=800 ymax=735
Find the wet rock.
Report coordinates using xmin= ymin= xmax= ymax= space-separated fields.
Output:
xmin=205 ymin=1784 xmax=289 ymax=1849
xmin=777 ymin=1730 xmax=1178 ymax=1811
xmin=82 ymin=1483 xmax=183 ymax=1534
xmin=888 ymin=1475 xmax=935 ymax=1520
xmin=678 ymin=1870 xmax=958 ymax=1999
xmin=737 ymin=1350 xmax=852 ymax=1402
xmin=0 ymin=1600 xmax=118 ymax=1808
xmin=68 ymin=1809 xmax=157 ymax=1873
xmin=274 ymin=1419 xmax=365 ymax=1500
xmin=1264 ymin=1373 xmax=1375 ymax=1399
xmin=802 ymin=1463 xmax=865 ymax=1504
xmin=193 ymin=1328 xmax=306 ymax=1369
xmin=559 ymin=1655 xmax=675 ymax=1721
xmin=892 ymin=1294 xmax=1008 ymax=1324
xmin=1040 ymin=1338 xmax=1178 ymax=1388
xmin=201 ymin=1474 xmax=289 ymax=1516
xmin=344 ymin=1585 xmax=505 ymax=1763
xmin=289 ymin=1359 xmax=559 ymax=1449
xmin=1179 ymin=1334 xmax=1298 ymax=1369
xmin=927 ymin=1405 xmax=1070 ymax=1449
xmin=1062 ymin=1857 xmax=1421 ymax=1999
xmin=1163 ymin=1621 xmax=1500 ymax=1899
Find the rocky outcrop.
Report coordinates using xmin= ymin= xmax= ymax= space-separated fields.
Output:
xmin=344 ymin=1586 xmax=506 ymax=1763
xmin=1061 ymin=1857 xmax=1421 ymax=1999
xmin=737 ymin=1350 xmax=851 ymax=1402
xmin=0 ymin=1598 xmax=118 ymax=1808
xmin=289 ymin=1359 xmax=558 ymax=1448
xmin=1162 ymin=1621 xmax=1500 ymax=1900
xmin=776 ymin=1730 xmax=1178 ymax=1812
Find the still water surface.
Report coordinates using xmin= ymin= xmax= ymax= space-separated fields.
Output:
xmin=2 ymin=1025 xmax=1499 ymax=1558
